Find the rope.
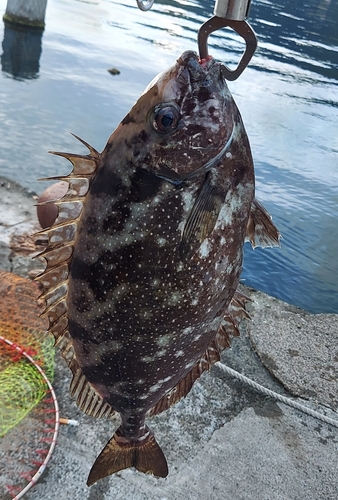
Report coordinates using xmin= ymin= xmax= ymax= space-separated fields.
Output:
xmin=215 ymin=362 xmax=338 ymax=428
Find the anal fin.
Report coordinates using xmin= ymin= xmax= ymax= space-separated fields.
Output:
xmin=87 ymin=426 xmax=168 ymax=486
xmin=57 ymin=333 xmax=115 ymax=419
xmin=148 ymin=290 xmax=250 ymax=417
xmin=70 ymin=366 xmax=115 ymax=419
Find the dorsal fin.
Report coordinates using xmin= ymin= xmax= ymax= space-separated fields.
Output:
xmin=246 ymin=198 xmax=281 ymax=248
xmin=35 ymin=135 xmax=115 ymax=419
xmin=147 ymin=290 xmax=250 ymax=417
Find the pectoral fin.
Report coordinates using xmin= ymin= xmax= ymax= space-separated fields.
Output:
xmin=180 ymin=173 xmax=224 ymax=260
xmin=246 ymin=199 xmax=281 ymax=248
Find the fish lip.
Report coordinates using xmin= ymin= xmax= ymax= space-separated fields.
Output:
xmin=177 ymin=50 xmax=219 ymax=81
xmin=199 ymin=55 xmax=218 ymax=72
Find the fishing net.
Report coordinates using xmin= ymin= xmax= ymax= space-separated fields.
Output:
xmin=0 ymin=271 xmax=59 ymax=499
xmin=0 ymin=336 xmax=59 ymax=499
xmin=0 ymin=270 xmax=54 ymax=436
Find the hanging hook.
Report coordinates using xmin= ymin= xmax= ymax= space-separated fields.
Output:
xmin=198 ymin=17 xmax=257 ymax=80
xmin=198 ymin=0 xmax=257 ymax=80
xmin=136 ymin=0 xmax=154 ymax=11
xmin=135 ymin=0 xmax=257 ymax=79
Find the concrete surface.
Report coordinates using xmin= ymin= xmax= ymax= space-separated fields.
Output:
xmin=0 ymin=176 xmax=337 ymax=500
xmin=248 ymin=292 xmax=338 ymax=409
xmin=0 ymin=177 xmax=43 ymax=277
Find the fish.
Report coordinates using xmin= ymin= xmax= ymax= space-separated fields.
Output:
xmin=36 ymin=50 xmax=280 ymax=486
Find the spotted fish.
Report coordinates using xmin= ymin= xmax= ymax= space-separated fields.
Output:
xmin=36 ymin=50 xmax=280 ymax=485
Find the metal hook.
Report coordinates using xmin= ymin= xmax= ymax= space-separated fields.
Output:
xmin=197 ymin=17 xmax=257 ymax=81
xmin=136 ymin=0 xmax=154 ymax=11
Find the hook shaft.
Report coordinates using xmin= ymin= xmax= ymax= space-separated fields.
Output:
xmin=197 ymin=17 xmax=257 ymax=80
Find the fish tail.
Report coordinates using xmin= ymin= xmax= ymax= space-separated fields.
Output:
xmin=87 ymin=425 xmax=168 ymax=486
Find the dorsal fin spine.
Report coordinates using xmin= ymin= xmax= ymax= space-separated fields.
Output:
xmin=34 ymin=138 xmax=117 ymax=419
xmin=42 ymin=218 xmax=82 ymax=231
xmin=39 ymin=245 xmax=74 ymax=272
xmin=69 ymin=132 xmax=100 ymax=156
xmin=43 ymin=296 xmax=67 ymax=317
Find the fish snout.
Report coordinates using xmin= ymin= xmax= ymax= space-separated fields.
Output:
xmin=177 ymin=50 xmax=226 ymax=92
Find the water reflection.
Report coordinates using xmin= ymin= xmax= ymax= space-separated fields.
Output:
xmin=1 ymin=21 xmax=43 ymax=80
xmin=250 ymin=0 xmax=338 ymax=80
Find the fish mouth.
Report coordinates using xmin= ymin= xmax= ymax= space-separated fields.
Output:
xmin=177 ymin=50 xmax=221 ymax=82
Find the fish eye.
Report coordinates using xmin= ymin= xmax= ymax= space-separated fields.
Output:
xmin=151 ymin=103 xmax=181 ymax=135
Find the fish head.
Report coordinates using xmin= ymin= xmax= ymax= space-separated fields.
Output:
xmin=107 ymin=50 xmax=243 ymax=182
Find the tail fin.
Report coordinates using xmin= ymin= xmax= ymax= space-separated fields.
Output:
xmin=87 ymin=425 xmax=168 ymax=486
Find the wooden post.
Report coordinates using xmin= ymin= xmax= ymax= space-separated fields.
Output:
xmin=3 ymin=0 xmax=47 ymax=30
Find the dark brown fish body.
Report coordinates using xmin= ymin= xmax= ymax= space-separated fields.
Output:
xmin=37 ymin=50 xmax=279 ymax=485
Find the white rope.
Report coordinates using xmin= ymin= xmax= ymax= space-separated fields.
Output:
xmin=215 ymin=362 xmax=338 ymax=428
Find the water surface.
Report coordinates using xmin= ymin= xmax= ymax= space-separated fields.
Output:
xmin=0 ymin=0 xmax=337 ymax=313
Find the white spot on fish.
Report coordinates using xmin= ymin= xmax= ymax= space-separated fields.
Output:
xmin=198 ymin=239 xmax=211 ymax=258
xmin=156 ymin=335 xmax=171 ymax=347
xmin=141 ymin=355 xmax=155 ymax=362
xmin=156 ymin=349 xmax=167 ymax=357
xmin=149 ymin=382 xmax=164 ymax=393
xmin=138 ymin=394 xmax=149 ymax=400
xmin=181 ymin=188 xmax=195 ymax=214
xmin=182 ymin=326 xmax=193 ymax=336
xmin=168 ymin=291 xmax=184 ymax=305
xmin=157 ymin=237 xmax=167 ymax=246
xmin=175 ymin=350 xmax=185 ymax=358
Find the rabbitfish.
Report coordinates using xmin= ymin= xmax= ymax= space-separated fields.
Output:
xmin=37 ymin=50 xmax=280 ymax=485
